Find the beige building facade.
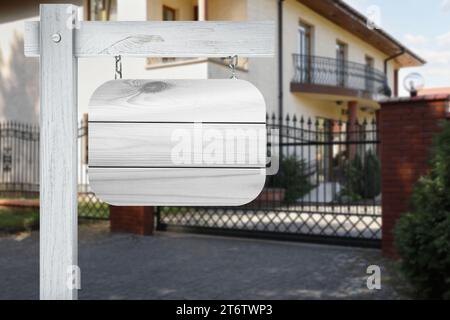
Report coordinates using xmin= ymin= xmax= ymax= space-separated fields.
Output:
xmin=0 ymin=0 xmax=424 ymax=123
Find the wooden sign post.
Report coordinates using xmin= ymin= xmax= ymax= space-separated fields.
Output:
xmin=24 ymin=4 xmax=274 ymax=300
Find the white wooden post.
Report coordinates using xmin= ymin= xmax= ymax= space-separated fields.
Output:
xmin=39 ymin=4 xmax=78 ymax=300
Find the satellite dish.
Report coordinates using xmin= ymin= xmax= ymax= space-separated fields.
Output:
xmin=403 ymin=73 xmax=425 ymax=97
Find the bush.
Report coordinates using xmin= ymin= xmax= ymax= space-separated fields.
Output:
xmin=339 ymin=150 xmax=381 ymax=201
xmin=271 ymin=156 xmax=313 ymax=203
xmin=394 ymin=121 xmax=450 ymax=299
xmin=0 ymin=208 xmax=39 ymax=233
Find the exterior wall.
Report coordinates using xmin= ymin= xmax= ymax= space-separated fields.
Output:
xmin=0 ymin=0 xmax=411 ymax=124
xmin=246 ymin=0 xmax=278 ymax=120
xmin=0 ymin=0 xmax=82 ymax=123
xmin=78 ymin=0 xmax=149 ymax=119
xmin=282 ymin=0 xmax=396 ymax=120
xmin=207 ymin=0 xmax=247 ymax=21
xmin=147 ymin=0 xmax=197 ymax=21
xmin=379 ymin=95 xmax=450 ymax=257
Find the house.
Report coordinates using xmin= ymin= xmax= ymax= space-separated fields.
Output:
xmin=0 ymin=0 xmax=424 ymax=125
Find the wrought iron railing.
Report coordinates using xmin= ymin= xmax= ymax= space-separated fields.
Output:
xmin=292 ymin=54 xmax=389 ymax=97
xmin=158 ymin=113 xmax=382 ymax=246
xmin=0 ymin=120 xmax=109 ymax=219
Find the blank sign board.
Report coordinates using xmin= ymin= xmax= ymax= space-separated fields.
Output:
xmin=89 ymin=79 xmax=267 ymax=206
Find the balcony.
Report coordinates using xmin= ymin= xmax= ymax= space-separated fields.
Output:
xmin=291 ymin=54 xmax=391 ymax=100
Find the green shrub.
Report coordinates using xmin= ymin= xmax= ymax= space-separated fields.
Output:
xmin=339 ymin=150 xmax=381 ymax=201
xmin=0 ymin=208 xmax=39 ymax=233
xmin=394 ymin=121 xmax=450 ymax=299
xmin=271 ymin=156 xmax=313 ymax=203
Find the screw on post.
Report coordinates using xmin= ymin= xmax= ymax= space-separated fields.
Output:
xmin=51 ymin=33 xmax=61 ymax=43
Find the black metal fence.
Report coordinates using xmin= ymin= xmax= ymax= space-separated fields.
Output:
xmin=1 ymin=114 xmax=382 ymax=246
xmin=292 ymin=54 xmax=388 ymax=97
xmin=157 ymin=113 xmax=382 ymax=247
xmin=0 ymin=119 xmax=109 ymax=219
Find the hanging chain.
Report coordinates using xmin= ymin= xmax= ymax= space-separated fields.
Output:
xmin=227 ymin=55 xmax=238 ymax=79
xmin=114 ymin=55 xmax=123 ymax=79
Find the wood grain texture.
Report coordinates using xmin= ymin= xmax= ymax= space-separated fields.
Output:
xmin=88 ymin=78 xmax=267 ymax=206
xmin=89 ymin=168 xmax=266 ymax=206
xmin=89 ymin=79 xmax=266 ymax=123
xmin=24 ymin=21 xmax=275 ymax=57
xmin=39 ymin=5 xmax=78 ymax=300
xmin=89 ymin=123 xmax=266 ymax=168
xmin=24 ymin=21 xmax=39 ymax=57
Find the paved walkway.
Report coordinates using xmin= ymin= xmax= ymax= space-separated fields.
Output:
xmin=0 ymin=222 xmax=406 ymax=300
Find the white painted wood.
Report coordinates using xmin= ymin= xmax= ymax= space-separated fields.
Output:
xmin=89 ymin=168 xmax=266 ymax=206
xmin=89 ymin=123 xmax=266 ymax=168
xmin=88 ymin=78 xmax=267 ymax=206
xmin=39 ymin=4 xmax=78 ymax=300
xmin=89 ymin=79 xmax=266 ymax=123
xmin=24 ymin=21 xmax=39 ymax=57
xmin=24 ymin=21 xmax=275 ymax=57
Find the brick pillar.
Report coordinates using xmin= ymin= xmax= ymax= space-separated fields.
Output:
xmin=380 ymin=95 xmax=450 ymax=257
xmin=110 ymin=206 xmax=155 ymax=236
xmin=347 ymin=101 xmax=358 ymax=159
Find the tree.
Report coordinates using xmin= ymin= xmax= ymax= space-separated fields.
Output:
xmin=394 ymin=121 xmax=450 ymax=299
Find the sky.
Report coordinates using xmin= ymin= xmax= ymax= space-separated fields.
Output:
xmin=343 ymin=0 xmax=450 ymax=95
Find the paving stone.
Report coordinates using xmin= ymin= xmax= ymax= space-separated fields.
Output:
xmin=0 ymin=222 xmax=405 ymax=300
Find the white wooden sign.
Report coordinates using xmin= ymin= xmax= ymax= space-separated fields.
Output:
xmin=89 ymin=79 xmax=267 ymax=206
xmin=24 ymin=3 xmax=274 ymax=300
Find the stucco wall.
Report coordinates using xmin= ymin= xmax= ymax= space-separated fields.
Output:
xmin=207 ymin=0 xmax=247 ymax=21
xmin=0 ymin=0 xmax=405 ymax=123
xmin=147 ymin=0 xmax=197 ymax=21
xmin=0 ymin=0 xmax=82 ymax=123
xmin=206 ymin=0 xmax=397 ymax=121
xmin=282 ymin=0 xmax=396 ymax=119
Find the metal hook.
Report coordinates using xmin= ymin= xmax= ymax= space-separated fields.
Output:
xmin=114 ymin=55 xmax=122 ymax=80
xmin=227 ymin=55 xmax=238 ymax=79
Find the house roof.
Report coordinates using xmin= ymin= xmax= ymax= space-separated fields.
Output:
xmin=297 ymin=0 xmax=426 ymax=67
xmin=380 ymin=94 xmax=450 ymax=104
xmin=418 ymin=87 xmax=450 ymax=96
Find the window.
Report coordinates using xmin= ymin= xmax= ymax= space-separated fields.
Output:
xmin=163 ymin=5 xmax=177 ymax=21
xmin=365 ymin=56 xmax=375 ymax=92
xmin=316 ymin=117 xmax=343 ymax=182
xmin=336 ymin=41 xmax=347 ymax=87
xmin=162 ymin=6 xmax=177 ymax=62
xmin=298 ymin=22 xmax=312 ymax=56
xmin=86 ymin=0 xmax=117 ymax=21
xmin=298 ymin=21 xmax=313 ymax=82
xmin=194 ymin=5 xmax=199 ymax=21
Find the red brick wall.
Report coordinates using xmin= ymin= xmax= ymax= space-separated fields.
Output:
xmin=110 ymin=206 xmax=155 ymax=236
xmin=380 ymin=95 xmax=450 ymax=257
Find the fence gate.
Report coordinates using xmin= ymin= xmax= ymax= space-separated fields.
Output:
xmin=157 ymin=113 xmax=382 ymax=247
xmin=0 ymin=119 xmax=109 ymax=219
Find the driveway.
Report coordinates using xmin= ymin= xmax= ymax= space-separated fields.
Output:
xmin=0 ymin=222 xmax=406 ymax=300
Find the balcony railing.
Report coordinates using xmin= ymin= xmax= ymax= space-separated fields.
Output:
xmin=292 ymin=54 xmax=390 ymax=97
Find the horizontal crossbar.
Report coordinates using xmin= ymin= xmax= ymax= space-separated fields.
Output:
xmin=24 ymin=21 xmax=275 ymax=58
